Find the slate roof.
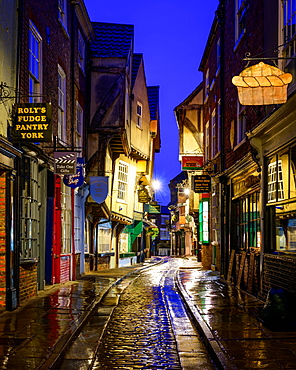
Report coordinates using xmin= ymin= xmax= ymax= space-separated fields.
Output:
xmin=90 ymin=22 xmax=134 ymax=58
xmin=147 ymin=86 xmax=160 ymax=120
xmin=131 ymin=53 xmax=143 ymax=87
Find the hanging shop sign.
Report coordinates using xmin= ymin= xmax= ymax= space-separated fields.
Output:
xmin=232 ymin=62 xmax=292 ymax=105
xmin=138 ymin=187 xmax=151 ymax=203
xmin=144 ymin=203 xmax=160 ymax=214
xmin=12 ymin=103 xmax=52 ymax=142
xmin=54 ymin=151 xmax=77 ymax=175
xmin=181 ymin=155 xmax=203 ymax=170
xmin=90 ymin=176 xmax=109 ymax=204
xmin=193 ymin=175 xmax=211 ymax=193
xmin=63 ymin=157 xmax=85 ymax=188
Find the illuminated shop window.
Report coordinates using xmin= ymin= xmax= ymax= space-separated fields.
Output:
xmin=268 ymin=161 xmax=284 ymax=202
xmin=61 ymin=182 xmax=72 ymax=254
xmin=20 ymin=157 xmax=39 ymax=259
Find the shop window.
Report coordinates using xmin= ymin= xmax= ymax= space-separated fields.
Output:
xmin=29 ymin=21 xmax=42 ymax=103
xmin=20 ymin=157 xmax=39 ymax=259
xmin=97 ymin=223 xmax=112 ymax=253
xmin=268 ymin=161 xmax=284 ymax=202
xmin=234 ymin=192 xmax=260 ymax=252
xmin=117 ymin=161 xmax=128 ymax=201
xmin=61 ymin=182 xmax=71 ymax=254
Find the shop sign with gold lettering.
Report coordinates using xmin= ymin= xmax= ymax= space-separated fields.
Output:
xmin=193 ymin=175 xmax=211 ymax=193
xmin=13 ymin=103 xmax=52 ymax=142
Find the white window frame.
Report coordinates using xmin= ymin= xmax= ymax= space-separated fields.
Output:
xmin=29 ymin=21 xmax=42 ymax=103
xmin=58 ymin=0 xmax=68 ymax=31
xmin=58 ymin=64 xmax=67 ymax=143
xmin=268 ymin=161 xmax=285 ymax=202
xmin=78 ymin=29 xmax=86 ymax=72
xmin=117 ymin=161 xmax=129 ymax=202
xmin=136 ymin=102 xmax=143 ymax=129
xmin=61 ymin=182 xmax=72 ymax=254
xmin=237 ymin=101 xmax=246 ymax=145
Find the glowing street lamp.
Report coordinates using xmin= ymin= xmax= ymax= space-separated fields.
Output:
xmin=151 ymin=179 xmax=161 ymax=191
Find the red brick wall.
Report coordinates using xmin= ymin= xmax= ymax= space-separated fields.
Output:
xmin=0 ymin=175 xmax=6 ymax=307
xmin=19 ymin=263 xmax=38 ymax=304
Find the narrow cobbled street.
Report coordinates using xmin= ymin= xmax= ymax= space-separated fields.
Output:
xmin=59 ymin=259 xmax=216 ymax=369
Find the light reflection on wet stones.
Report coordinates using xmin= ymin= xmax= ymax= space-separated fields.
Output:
xmin=93 ymin=267 xmax=182 ymax=369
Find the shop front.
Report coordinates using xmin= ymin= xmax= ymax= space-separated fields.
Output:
xmin=0 ymin=138 xmax=22 ymax=310
xmin=248 ymin=93 xmax=296 ymax=300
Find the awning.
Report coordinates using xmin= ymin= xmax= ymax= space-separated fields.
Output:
xmin=125 ymin=220 xmax=143 ymax=245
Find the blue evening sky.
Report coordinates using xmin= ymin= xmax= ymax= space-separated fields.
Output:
xmin=84 ymin=0 xmax=219 ymax=205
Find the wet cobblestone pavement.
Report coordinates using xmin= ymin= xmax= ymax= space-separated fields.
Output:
xmin=178 ymin=268 xmax=296 ymax=369
xmin=60 ymin=259 xmax=215 ymax=369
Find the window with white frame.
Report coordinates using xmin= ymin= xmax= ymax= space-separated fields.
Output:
xmin=29 ymin=21 xmax=42 ymax=103
xmin=78 ymin=29 xmax=85 ymax=72
xmin=58 ymin=65 xmax=67 ymax=143
xmin=282 ymin=0 xmax=296 ymax=58
xmin=76 ymin=102 xmax=83 ymax=150
xmin=58 ymin=0 xmax=67 ymax=31
xmin=235 ymin=0 xmax=246 ymax=44
xmin=237 ymin=101 xmax=246 ymax=145
xmin=61 ymin=182 xmax=72 ymax=254
xmin=205 ymin=121 xmax=210 ymax=161
xmin=118 ymin=161 xmax=129 ymax=201
xmin=268 ymin=161 xmax=285 ymax=202
xmin=97 ymin=226 xmax=112 ymax=253
xmin=211 ymin=109 xmax=217 ymax=158
xmin=136 ymin=102 xmax=142 ymax=128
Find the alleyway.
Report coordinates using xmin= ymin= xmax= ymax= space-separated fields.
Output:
xmin=59 ymin=258 xmax=215 ymax=369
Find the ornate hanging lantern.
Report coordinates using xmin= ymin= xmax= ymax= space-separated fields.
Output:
xmin=232 ymin=62 xmax=292 ymax=105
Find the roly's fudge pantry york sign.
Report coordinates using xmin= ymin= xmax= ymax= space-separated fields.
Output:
xmin=13 ymin=103 xmax=52 ymax=142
